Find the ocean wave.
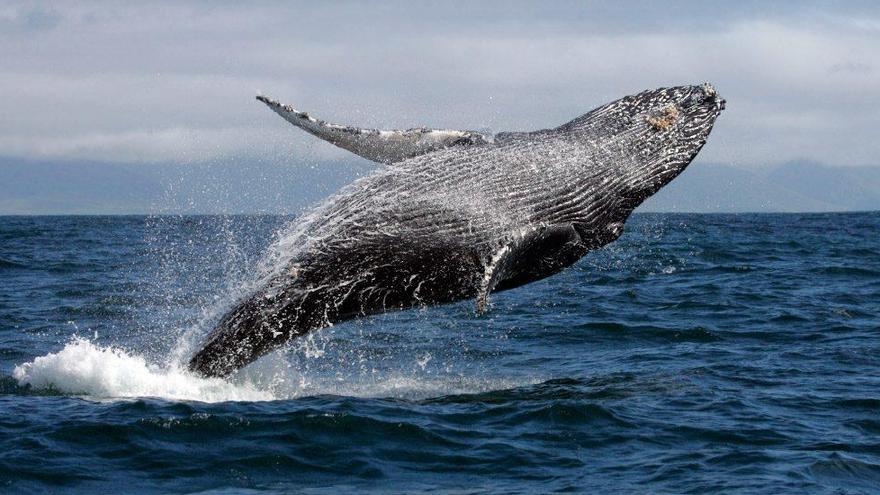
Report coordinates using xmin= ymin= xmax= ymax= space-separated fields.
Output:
xmin=0 ymin=257 xmax=28 ymax=270
xmin=808 ymin=453 xmax=880 ymax=488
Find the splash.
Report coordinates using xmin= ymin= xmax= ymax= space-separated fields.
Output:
xmin=13 ymin=338 xmax=274 ymax=403
xmin=13 ymin=337 xmax=538 ymax=403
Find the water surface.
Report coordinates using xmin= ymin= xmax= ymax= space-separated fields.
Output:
xmin=1 ymin=213 xmax=878 ymax=493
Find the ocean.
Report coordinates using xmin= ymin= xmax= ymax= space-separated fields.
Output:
xmin=1 ymin=212 xmax=878 ymax=494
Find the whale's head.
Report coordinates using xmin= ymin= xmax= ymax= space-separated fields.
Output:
xmin=611 ymin=84 xmax=725 ymax=211
xmin=568 ymin=84 xmax=725 ymax=217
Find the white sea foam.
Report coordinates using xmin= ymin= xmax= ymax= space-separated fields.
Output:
xmin=13 ymin=337 xmax=538 ymax=403
xmin=13 ymin=338 xmax=274 ymax=403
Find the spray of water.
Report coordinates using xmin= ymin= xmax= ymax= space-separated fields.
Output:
xmin=11 ymin=211 xmax=531 ymax=402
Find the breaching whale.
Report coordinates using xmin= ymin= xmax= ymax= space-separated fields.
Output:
xmin=189 ymin=84 xmax=725 ymax=378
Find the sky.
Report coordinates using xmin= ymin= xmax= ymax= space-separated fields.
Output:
xmin=2 ymin=1 xmax=880 ymax=212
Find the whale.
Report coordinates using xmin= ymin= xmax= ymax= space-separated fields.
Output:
xmin=188 ymin=84 xmax=725 ymax=378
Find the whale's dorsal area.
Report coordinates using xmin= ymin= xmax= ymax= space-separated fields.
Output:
xmin=256 ymin=95 xmax=492 ymax=164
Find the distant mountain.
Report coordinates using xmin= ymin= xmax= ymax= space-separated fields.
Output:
xmin=0 ymin=156 xmax=877 ymax=215
xmin=764 ymin=161 xmax=880 ymax=212
xmin=639 ymin=161 xmax=880 ymax=213
xmin=0 ymin=157 xmax=372 ymax=215
xmin=0 ymin=159 xmax=163 ymax=215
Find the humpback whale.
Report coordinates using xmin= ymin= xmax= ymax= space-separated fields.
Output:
xmin=189 ymin=84 xmax=725 ymax=378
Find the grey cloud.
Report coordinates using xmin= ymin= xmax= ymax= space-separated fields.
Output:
xmin=0 ymin=5 xmax=62 ymax=33
xmin=1 ymin=1 xmax=879 ymax=167
xmin=828 ymin=62 xmax=873 ymax=75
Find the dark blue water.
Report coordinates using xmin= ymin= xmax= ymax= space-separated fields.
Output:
xmin=1 ymin=213 xmax=878 ymax=494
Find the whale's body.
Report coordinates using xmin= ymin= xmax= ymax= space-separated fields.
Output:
xmin=189 ymin=84 xmax=725 ymax=378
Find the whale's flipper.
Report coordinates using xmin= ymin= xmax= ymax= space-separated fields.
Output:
xmin=476 ymin=244 xmax=512 ymax=314
xmin=257 ymin=95 xmax=492 ymax=164
xmin=476 ymin=224 xmax=590 ymax=313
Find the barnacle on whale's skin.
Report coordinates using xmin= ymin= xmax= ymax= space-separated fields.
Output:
xmin=645 ymin=104 xmax=680 ymax=131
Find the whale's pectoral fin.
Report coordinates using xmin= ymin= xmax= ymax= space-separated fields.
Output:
xmin=475 ymin=224 xmax=588 ymax=313
xmin=491 ymin=224 xmax=589 ymax=298
xmin=257 ymin=95 xmax=492 ymax=164
xmin=476 ymin=244 xmax=513 ymax=314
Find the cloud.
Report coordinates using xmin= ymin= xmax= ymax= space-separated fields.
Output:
xmin=0 ymin=4 xmax=62 ymax=33
xmin=0 ymin=125 xmax=352 ymax=164
xmin=1 ymin=1 xmax=879 ymax=166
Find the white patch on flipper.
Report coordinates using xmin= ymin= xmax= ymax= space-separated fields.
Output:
xmin=476 ymin=244 xmax=512 ymax=314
